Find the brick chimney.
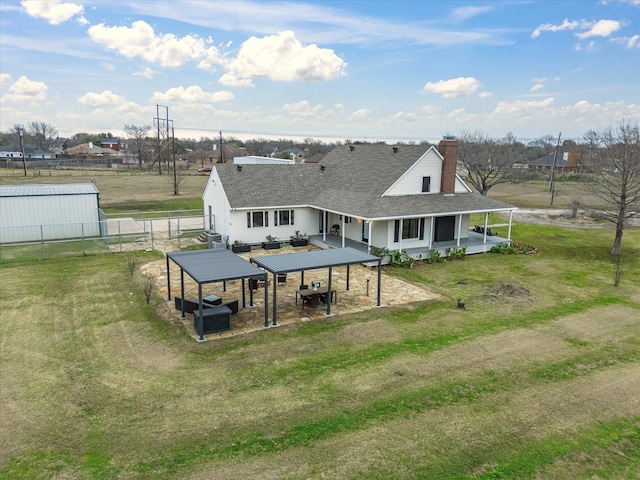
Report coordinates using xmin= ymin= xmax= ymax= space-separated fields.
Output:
xmin=438 ymin=136 xmax=458 ymax=194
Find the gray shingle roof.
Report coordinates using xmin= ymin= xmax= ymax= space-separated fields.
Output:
xmin=216 ymin=144 xmax=515 ymax=219
xmin=0 ymin=183 xmax=99 ymax=197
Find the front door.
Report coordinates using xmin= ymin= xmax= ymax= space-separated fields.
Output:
xmin=434 ymin=216 xmax=455 ymax=242
xmin=362 ymin=221 xmax=369 ymax=242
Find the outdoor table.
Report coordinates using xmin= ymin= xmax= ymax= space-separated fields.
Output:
xmin=297 ymin=286 xmax=337 ymax=309
xmin=203 ymin=294 xmax=222 ymax=306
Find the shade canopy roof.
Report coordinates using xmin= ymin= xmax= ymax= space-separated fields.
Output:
xmin=250 ymin=247 xmax=379 ymax=274
xmin=167 ymin=249 xmax=266 ymax=284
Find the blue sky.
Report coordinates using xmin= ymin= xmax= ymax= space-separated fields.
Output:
xmin=1 ymin=0 xmax=639 ymax=143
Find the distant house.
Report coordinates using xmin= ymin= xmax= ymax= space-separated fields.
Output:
xmin=0 ymin=145 xmax=52 ymax=159
xmin=65 ymin=142 xmax=121 ymax=157
xmin=528 ymin=146 xmax=585 ymax=173
xmin=101 ymin=138 xmax=121 ymax=151
xmin=303 ymin=153 xmax=324 ymax=164
xmin=203 ymin=138 xmax=517 ymax=257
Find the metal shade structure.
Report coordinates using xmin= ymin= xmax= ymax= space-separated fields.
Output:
xmin=250 ymin=247 xmax=382 ymax=325
xmin=166 ymin=249 xmax=268 ymax=340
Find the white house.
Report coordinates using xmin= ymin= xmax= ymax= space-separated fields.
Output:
xmin=0 ymin=184 xmax=102 ymax=243
xmin=202 ymin=138 xmax=517 ymax=257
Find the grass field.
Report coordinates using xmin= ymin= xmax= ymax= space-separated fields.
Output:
xmin=1 ymin=172 xmax=639 ymax=478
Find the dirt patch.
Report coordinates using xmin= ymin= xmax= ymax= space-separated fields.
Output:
xmin=484 ymin=282 xmax=532 ymax=302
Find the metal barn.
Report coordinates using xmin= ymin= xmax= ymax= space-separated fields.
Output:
xmin=0 ymin=184 xmax=101 ymax=243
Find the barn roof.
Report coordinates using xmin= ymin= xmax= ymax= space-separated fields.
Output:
xmin=0 ymin=183 xmax=99 ymax=197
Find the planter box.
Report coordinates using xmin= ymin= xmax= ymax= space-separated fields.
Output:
xmin=289 ymin=238 xmax=309 ymax=247
xmin=231 ymin=244 xmax=251 ymax=253
xmin=262 ymin=241 xmax=281 ymax=250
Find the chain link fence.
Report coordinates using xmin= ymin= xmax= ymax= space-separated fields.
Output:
xmin=0 ymin=210 xmax=206 ymax=264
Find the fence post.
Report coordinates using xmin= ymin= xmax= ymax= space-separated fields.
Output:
xmin=82 ymin=223 xmax=85 ymax=255
xmin=41 ymin=225 xmax=45 ymax=259
xmin=150 ymin=220 xmax=154 ymax=251
xmin=168 ymin=217 xmax=172 ymax=239
xmin=118 ymin=220 xmax=122 ymax=252
xmin=177 ymin=217 xmax=181 ymax=249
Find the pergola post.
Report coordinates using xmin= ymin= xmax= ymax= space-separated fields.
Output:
xmin=346 ymin=264 xmax=350 ymax=291
xmin=272 ymin=272 xmax=278 ymax=326
xmin=241 ymin=278 xmax=246 ymax=307
xmin=508 ymin=210 xmax=513 ymax=241
xmin=377 ymin=258 xmax=382 ymax=307
xmin=326 ymin=266 xmax=333 ymax=316
xmin=180 ymin=270 xmax=185 ymax=319
xmin=165 ymin=256 xmax=171 ymax=300
xmin=197 ymin=284 xmax=205 ymax=342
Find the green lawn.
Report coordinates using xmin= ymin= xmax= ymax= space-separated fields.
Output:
xmin=0 ymin=222 xmax=639 ymax=479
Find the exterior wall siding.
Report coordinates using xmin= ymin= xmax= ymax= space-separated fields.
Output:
xmin=384 ymin=149 xmax=442 ymax=196
xmin=0 ymin=194 xmax=100 ymax=242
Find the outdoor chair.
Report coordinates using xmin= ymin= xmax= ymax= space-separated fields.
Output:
xmin=277 ymin=273 xmax=287 ymax=283
xmin=330 ymin=224 xmax=340 ymax=235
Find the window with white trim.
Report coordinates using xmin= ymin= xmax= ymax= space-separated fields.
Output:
xmin=422 ymin=176 xmax=431 ymax=193
xmin=275 ymin=210 xmax=294 ymax=226
xmin=247 ymin=211 xmax=268 ymax=228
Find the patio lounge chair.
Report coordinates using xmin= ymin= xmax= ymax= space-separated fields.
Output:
xmin=331 ymin=224 xmax=340 ymax=235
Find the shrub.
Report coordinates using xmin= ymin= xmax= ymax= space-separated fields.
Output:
xmin=446 ymin=247 xmax=467 ymax=260
xmin=427 ymin=249 xmax=444 ymax=263
xmin=388 ymin=250 xmax=414 ymax=268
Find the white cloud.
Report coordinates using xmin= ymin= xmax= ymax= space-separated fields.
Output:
xmin=349 ymin=108 xmax=370 ymax=119
xmin=531 ymin=83 xmax=545 ymax=92
xmin=282 ymin=100 xmax=323 ymax=117
xmin=133 ymin=67 xmax=156 ymax=79
xmin=1 ymin=76 xmax=48 ymax=103
xmin=532 ymin=19 xmax=579 ymax=38
xmin=102 ymin=63 xmax=115 ymax=72
xmin=450 ymin=6 xmax=493 ymax=21
xmin=151 ymin=85 xmax=234 ymax=105
xmin=87 ymin=20 xmax=222 ymax=68
xmin=77 ymin=90 xmax=127 ymax=108
xmin=21 ymin=0 xmax=84 ymax=25
xmin=421 ymin=105 xmax=441 ymax=115
xmin=0 ymin=73 xmax=10 ymax=88
xmin=222 ymin=31 xmax=347 ymax=85
xmin=422 ymin=77 xmax=481 ymax=98
xmin=218 ymin=73 xmax=255 ymax=87
xmin=388 ymin=111 xmax=418 ymax=122
xmin=478 ymin=91 xmax=493 ymax=98
xmin=612 ymin=34 xmax=640 ymax=48
xmin=533 ymin=18 xmax=621 ymax=40
xmin=493 ymin=97 xmax=555 ymax=116
xmin=576 ymin=19 xmax=621 ymax=38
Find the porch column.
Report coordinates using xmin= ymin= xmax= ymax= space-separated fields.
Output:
xmin=323 ymin=211 xmax=327 ymax=242
xmin=341 ymin=217 xmax=345 ymax=248
xmin=429 ymin=217 xmax=434 ymax=248
xmin=399 ymin=219 xmax=403 ymax=251
xmin=367 ymin=221 xmax=372 ymax=253
xmin=483 ymin=212 xmax=489 ymax=244
xmin=508 ymin=210 xmax=513 ymax=241
xmin=457 ymin=214 xmax=462 ymax=247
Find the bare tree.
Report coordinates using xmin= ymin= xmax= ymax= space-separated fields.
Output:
xmin=457 ymin=131 xmax=528 ymax=195
xmin=586 ymin=120 xmax=639 ymax=255
xmin=124 ymin=124 xmax=151 ymax=166
xmin=28 ymin=121 xmax=58 ymax=150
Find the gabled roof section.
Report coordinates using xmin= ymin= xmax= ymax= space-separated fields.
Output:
xmin=213 ymin=144 xmax=516 ymax=219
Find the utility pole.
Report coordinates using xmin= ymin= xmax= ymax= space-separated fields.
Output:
xmin=549 ymin=132 xmax=561 ymax=206
xmin=14 ymin=124 xmax=27 ymax=176
xmin=154 ymin=105 xmax=171 ymax=175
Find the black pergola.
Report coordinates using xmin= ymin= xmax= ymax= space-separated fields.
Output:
xmin=250 ymin=247 xmax=382 ymax=326
xmin=166 ymin=249 xmax=268 ymax=340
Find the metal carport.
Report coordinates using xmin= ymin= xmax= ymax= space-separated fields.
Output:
xmin=166 ymin=249 xmax=268 ymax=341
xmin=250 ymin=247 xmax=382 ymax=326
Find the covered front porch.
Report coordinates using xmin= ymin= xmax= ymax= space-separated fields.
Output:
xmin=310 ymin=230 xmax=510 ymax=260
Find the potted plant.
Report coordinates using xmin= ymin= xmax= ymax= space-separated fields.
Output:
xmin=231 ymin=240 xmax=251 ymax=253
xmin=262 ymin=235 xmax=281 ymax=250
xmin=289 ymin=230 xmax=308 ymax=247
